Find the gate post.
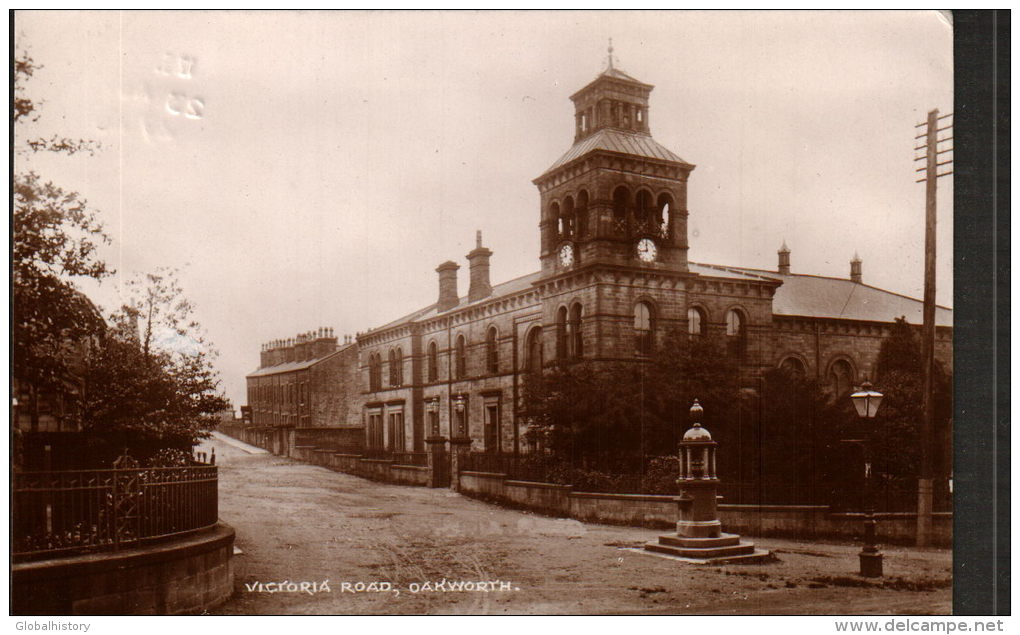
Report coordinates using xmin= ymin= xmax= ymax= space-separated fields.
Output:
xmin=448 ymin=438 xmax=471 ymax=491
xmin=426 ymin=436 xmax=449 ymax=488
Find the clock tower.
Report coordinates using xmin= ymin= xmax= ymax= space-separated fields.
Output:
xmin=533 ymin=49 xmax=695 ymax=278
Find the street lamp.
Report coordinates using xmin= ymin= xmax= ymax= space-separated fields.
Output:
xmin=850 ymin=381 xmax=884 ymax=419
xmin=847 ymin=381 xmax=885 ymax=577
xmin=453 ymin=394 xmax=467 ymax=438
xmin=426 ymin=398 xmax=441 ymax=436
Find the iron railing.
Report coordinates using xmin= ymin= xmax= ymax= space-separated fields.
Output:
xmin=13 ymin=462 xmax=219 ymax=562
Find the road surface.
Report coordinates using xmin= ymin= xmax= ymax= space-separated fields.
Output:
xmin=201 ymin=433 xmax=952 ymax=615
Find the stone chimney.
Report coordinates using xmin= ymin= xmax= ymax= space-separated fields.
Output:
xmin=436 ymin=260 xmax=460 ymax=312
xmin=850 ymin=252 xmax=863 ymax=284
xmin=777 ymin=240 xmax=791 ymax=275
xmin=467 ymin=230 xmax=493 ymax=302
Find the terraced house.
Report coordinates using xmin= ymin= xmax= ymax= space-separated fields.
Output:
xmin=245 ymin=60 xmax=953 ymax=458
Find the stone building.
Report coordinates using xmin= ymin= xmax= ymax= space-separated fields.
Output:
xmin=245 ymin=59 xmax=952 ymax=457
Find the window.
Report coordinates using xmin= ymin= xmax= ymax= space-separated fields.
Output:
xmin=455 ymin=334 xmax=467 ymax=379
xmin=612 ymin=186 xmax=629 ymax=227
xmin=726 ymin=309 xmax=746 ymax=356
xmin=687 ymin=307 xmax=705 ymax=337
xmin=427 ymin=341 xmax=438 ymax=382
xmin=829 ymin=359 xmax=854 ymax=396
xmin=575 ymin=190 xmax=588 ymax=239
xmin=555 ymin=306 xmax=569 ymax=360
xmin=570 ymin=303 xmax=583 ymax=358
xmin=634 ymin=302 xmax=653 ymax=355
xmin=368 ymin=354 xmax=382 ymax=391
xmin=367 ymin=411 xmax=384 ymax=448
xmin=635 ymin=190 xmax=652 ymax=227
xmin=526 ymin=326 xmax=544 ymax=374
xmin=486 ymin=327 xmax=499 ymax=374
xmin=657 ymin=193 xmax=673 ymax=237
xmin=484 ymin=399 xmax=501 ymax=454
xmin=387 ymin=409 xmax=405 ymax=452
xmin=781 ymin=356 xmax=806 ymax=376
xmin=562 ymin=197 xmax=574 ymax=238
xmin=388 ymin=348 xmax=402 ymax=386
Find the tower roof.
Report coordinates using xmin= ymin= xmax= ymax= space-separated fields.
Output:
xmin=537 ymin=127 xmax=689 ymax=179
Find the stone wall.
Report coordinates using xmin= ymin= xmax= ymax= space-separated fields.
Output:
xmin=309 ymin=345 xmax=362 ymax=427
xmin=456 ymin=470 xmax=952 ymax=546
xmin=12 ymin=523 xmax=235 ymax=615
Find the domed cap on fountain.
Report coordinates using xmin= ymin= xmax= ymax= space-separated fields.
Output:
xmin=682 ymin=399 xmax=713 ymax=441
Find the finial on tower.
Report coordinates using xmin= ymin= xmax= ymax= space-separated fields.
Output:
xmin=607 ymin=37 xmax=615 ymax=69
xmin=476 ymin=230 xmax=482 ymax=249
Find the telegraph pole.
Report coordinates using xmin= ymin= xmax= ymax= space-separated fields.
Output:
xmin=913 ymin=109 xmax=952 ymax=546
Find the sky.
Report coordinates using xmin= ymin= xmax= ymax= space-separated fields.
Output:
xmin=15 ymin=11 xmax=954 ymax=413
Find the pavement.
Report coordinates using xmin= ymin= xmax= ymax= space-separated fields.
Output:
xmin=199 ymin=434 xmax=952 ymax=615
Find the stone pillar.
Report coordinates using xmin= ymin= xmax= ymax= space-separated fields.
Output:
xmin=448 ymin=438 xmax=472 ymax=491
xmin=426 ymin=436 xmax=449 ymax=488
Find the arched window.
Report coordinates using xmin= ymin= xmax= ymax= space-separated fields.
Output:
xmin=687 ymin=306 xmax=705 ymax=337
xmin=575 ymin=190 xmax=589 ymax=239
xmin=570 ymin=303 xmax=583 ymax=358
xmin=526 ymin=326 xmax=544 ymax=374
xmin=455 ymin=334 xmax=467 ymax=380
xmin=555 ymin=306 xmax=569 ymax=360
xmin=369 ymin=353 xmax=382 ymax=392
xmin=486 ymin=326 xmax=499 ymax=374
xmin=550 ymin=202 xmax=561 ymax=237
xmin=427 ymin=341 xmax=438 ymax=382
xmin=781 ymin=356 xmax=807 ymax=376
xmin=829 ymin=359 xmax=855 ymax=396
xmin=726 ymin=309 xmax=747 ymax=356
xmin=562 ymin=197 xmax=574 ymax=238
xmin=634 ymin=301 xmax=653 ymax=355
xmin=635 ymin=190 xmax=653 ymax=229
xmin=612 ymin=186 xmax=630 ymax=231
xmin=656 ymin=193 xmax=673 ymax=237
xmin=388 ymin=348 xmax=403 ymax=386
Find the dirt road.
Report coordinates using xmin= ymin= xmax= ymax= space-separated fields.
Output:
xmin=201 ymin=433 xmax=951 ymax=615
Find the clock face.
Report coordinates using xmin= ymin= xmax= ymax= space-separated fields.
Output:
xmin=636 ymin=238 xmax=658 ymax=262
xmin=558 ymin=243 xmax=574 ymax=267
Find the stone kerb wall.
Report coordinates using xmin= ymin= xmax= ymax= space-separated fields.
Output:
xmin=456 ymin=471 xmax=952 ymax=546
xmin=12 ymin=524 xmax=235 ymax=615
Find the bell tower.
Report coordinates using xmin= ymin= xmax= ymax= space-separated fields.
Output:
xmin=533 ymin=44 xmax=696 ymax=278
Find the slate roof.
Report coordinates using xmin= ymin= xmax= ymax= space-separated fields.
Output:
xmin=368 ymin=271 xmax=544 ymax=333
xmin=246 ymin=343 xmax=354 ymax=378
xmin=540 ymin=128 xmax=688 ymax=177
xmin=705 ymin=264 xmax=953 ymax=327
xmin=355 ymin=259 xmax=951 ymax=344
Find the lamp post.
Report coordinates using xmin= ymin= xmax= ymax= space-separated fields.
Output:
xmin=453 ymin=394 xmax=467 ymax=438
xmin=848 ymin=381 xmax=885 ymax=577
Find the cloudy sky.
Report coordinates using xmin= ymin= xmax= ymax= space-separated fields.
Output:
xmin=16 ymin=11 xmax=954 ymax=411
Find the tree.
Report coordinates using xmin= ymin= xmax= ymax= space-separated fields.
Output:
xmin=79 ymin=269 xmax=230 ymax=459
xmin=13 ymin=52 xmax=110 ymax=392
xmin=521 ymin=329 xmax=747 ymax=464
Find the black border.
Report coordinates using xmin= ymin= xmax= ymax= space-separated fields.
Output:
xmin=952 ymin=9 xmax=1010 ymax=616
